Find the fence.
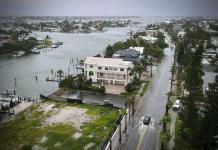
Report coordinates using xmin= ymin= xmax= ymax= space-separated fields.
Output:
xmin=104 ymin=109 xmax=130 ymax=150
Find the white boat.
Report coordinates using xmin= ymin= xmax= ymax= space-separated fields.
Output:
xmin=13 ymin=51 xmax=26 ymax=57
xmin=31 ymin=48 xmax=40 ymax=54
xmin=51 ymin=44 xmax=59 ymax=48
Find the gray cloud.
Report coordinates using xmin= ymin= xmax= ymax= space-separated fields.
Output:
xmin=0 ymin=0 xmax=217 ymax=16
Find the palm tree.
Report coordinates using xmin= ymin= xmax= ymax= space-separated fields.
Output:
xmin=132 ymin=63 xmax=144 ymax=79
xmin=57 ymin=70 xmax=64 ymax=81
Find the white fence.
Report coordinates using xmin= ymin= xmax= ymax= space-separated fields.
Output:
xmin=104 ymin=109 xmax=130 ymax=150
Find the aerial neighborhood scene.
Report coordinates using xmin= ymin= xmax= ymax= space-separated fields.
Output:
xmin=0 ymin=0 xmax=218 ymax=150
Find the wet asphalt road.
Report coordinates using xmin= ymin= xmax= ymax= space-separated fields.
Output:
xmin=124 ymin=35 xmax=174 ymax=150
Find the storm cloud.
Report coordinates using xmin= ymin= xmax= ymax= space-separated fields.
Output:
xmin=0 ymin=0 xmax=217 ymax=16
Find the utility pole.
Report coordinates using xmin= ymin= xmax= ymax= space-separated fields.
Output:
xmin=125 ymin=101 xmax=127 ymax=132
xmin=150 ymin=57 xmax=153 ymax=77
xmin=132 ymin=96 xmax=135 ymax=116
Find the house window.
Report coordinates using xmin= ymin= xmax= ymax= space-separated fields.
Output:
xmin=109 ymin=67 xmax=113 ymax=71
xmin=90 ymin=65 xmax=93 ymax=68
xmin=114 ymin=68 xmax=117 ymax=71
xmin=120 ymin=68 xmax=124 ymax=71
xmin=98 ymin=66 xmax=102 ymax=70
xmin=100 ymin=73 xmax=103 ymax=77
xmin=105 ymin=67 xmax=108 ymax=71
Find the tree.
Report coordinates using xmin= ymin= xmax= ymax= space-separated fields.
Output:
xmin=130 ymin=63 xmax=144 ymax=80
xmin=178 ymin=45 xmax=204 ymax=147
xmin=184 ymin=45 xmax=204 ymax=100
xmin=57 ymin=70 xmax=64 ymax=81
xmin=59 ymin=76 xmax=74 ymax=88
xmin=105 ymin=44 xmax=114 ymax=57
xmin=200 ymin=75 xmax=218 ymax=150
xmin=125 ymin=83 xmax=136 ymax=92
xmin=179 ymin=95 xmax=200 ymax=147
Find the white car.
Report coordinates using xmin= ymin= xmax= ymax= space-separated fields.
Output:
xmin=172 ymin=100 xmax=182 ymax=110
xmin=0 ymin=100 xmax=10 ymax=111
xmin=8 ymin=95 xmax=19 ymax=105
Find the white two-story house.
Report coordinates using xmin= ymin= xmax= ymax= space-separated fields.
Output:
xmin=84 ymin=57 xmax=134 ymax=85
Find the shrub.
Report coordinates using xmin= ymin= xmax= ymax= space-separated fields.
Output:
xmin=125 ymin=83 xmax=137 ymax=92
xmin=91 ymin=85 xmax=105 ymax=94
xmin=59 ymin=76 xmax=75 ymax=88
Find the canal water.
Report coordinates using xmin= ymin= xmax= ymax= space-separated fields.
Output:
xmin=0 ymin=17 xmax=171 ymax=98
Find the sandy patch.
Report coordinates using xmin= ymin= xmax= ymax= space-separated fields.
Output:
xmin=84 ymin=143 xmax=96 ymax=150
xmin=88 ymin=134 xmax=93 ymax=138
xmin=39 ymin=103 xmax=55 ymax=113
xmin=72 ymin=132 xmax=82 ymax=140
xmin=45 ymin=106 xmax=94 ymax=130
xmin=32 ymin=145 xmax=43 ymax=150
xmin=39 ymin=136 xmax=47 ymax=143
xmin=54 ymin=142 xmax=61 ymax=147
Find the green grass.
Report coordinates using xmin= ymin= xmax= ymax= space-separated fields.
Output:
xmin=140 ymin=81 xmax=151 ymax=97
xmin=0 ymin=100 xmax=120 ymax=150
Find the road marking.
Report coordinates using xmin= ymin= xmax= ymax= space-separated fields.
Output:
xmin=154 ymin=78 xmax=162 ymax=96
xmin=136 ymin=126 xmax=146 ymax=150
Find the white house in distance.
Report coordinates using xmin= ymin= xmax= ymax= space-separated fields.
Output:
xmin=84 ymin=56 xmax=134 ymax=85
xmin=146 ymin=30 xmax=158 ymax=37
xmin=139 ymin=35 xmax=158 ymax=43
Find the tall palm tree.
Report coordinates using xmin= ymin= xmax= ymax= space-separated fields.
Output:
xmin=57 ymin=70 xmax=64 ymax=81
xmin=132 ymin=63 xmax=144 ymax=79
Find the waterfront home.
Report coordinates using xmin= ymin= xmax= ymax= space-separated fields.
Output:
xmin=139 ymin=35 xmax=157 ymax=44
xmin=84 ymin=57 xmax=134 ymax=85
xmin=112 ymin=49 xmax=141 ymax=63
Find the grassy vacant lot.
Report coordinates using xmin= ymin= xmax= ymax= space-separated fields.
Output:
xmin=0 ymin=100 xmax=120 ymax=150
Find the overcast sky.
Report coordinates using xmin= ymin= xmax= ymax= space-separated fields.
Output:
xmin=0 ymin=0 xmax=218 ymax=16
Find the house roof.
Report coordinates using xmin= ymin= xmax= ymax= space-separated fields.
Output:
xmin=84 ymin=56 xmax=133 ymax=67
xmin=113 ymin=49 xmax=140 ymax=58
xmin=112 ymin=49 xmax=141 ymax=63
xmin=129 ymin=47 xmax=144 ymax=55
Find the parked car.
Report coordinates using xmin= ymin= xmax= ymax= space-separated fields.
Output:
xmin=0 ymin=100 xmax=10 ymax=111
xmin=103 ymin=100 xmax=111 ymax=105
xmin=172 ymin=100 xmax=182 ymax=110
xmin=143 ymin=116 xmax=151 ymax=125
xmin=103 ymin=100 xmax=113 ymax=107
xmin=1 ymin=98 xmax=13 ymax=107
xmin=8 ymin=95 xmax=19 ymax=105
